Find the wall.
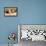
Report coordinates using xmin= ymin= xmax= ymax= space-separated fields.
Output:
xmin=20 ymin=0 xmax=46 ymax=24
xmin=0 ymin=0 xmax=46 ymax=44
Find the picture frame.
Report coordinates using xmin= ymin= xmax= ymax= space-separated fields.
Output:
xmin=4 ymin=7 xmax=18 ymax=17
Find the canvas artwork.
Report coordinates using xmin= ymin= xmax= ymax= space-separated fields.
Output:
xmin=4 ymin=7 xmax=18 ymax=16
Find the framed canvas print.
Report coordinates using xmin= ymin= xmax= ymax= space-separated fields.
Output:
xmin=4 ymin=7 xmax=18 ymax=16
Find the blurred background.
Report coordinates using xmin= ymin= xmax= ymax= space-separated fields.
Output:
xmin=0 ymin=0 xmax=46 ymax=46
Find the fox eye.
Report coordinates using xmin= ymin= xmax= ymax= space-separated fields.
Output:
xmin=5 ymin=11 xmax=9 ymax=13
xmin=5 ymin=9 xmax=9 ymax=14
